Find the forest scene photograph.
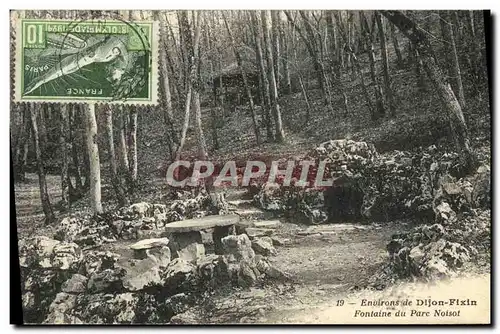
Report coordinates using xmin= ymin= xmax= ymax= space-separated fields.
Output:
xmin=9 ymin=9 xmax=491 ymax=324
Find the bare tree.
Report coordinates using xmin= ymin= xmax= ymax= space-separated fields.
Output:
xmin=13 ymin=103 xmax=30 ymax=182
xmin=222 ymin=11 xmax=261 ymax=145
xmin=271 ymin=11 xmax=281 ymax=89
xmin=250 ymin=11 xmax=274 ymax=141
xmin=104 ymin=105 xmax=128 ymax=206
xmin=262 ymin=10 xmax=285 ymax=142
xmin=157 ymin=11 xmax=178 ymax=157
xmin=59 ymin=104 xmax=70 ymax=211
xmin=192 ymin=11 xmax=208 ymax=159
xmin=29 ymin=103 xmax=55 ymax=224
xmin=175 ymin=10 xmax=202 ymax=160
xmin=360 ymin=11 xmax=385 ymax=118
xmin=128 ymin=106 xmax=138 ymax=187
xmin=381 ymin=10 xmax=475 ymax=169
xmin=440 ymin=11 xmax=466 ymax=109
xmin=376 ymin=12 xmax=396 ymax=116
xmin=390 ymin=23 xmax=403 ymax=67
xmin=84 ymin=104 xmax=103 ymax=215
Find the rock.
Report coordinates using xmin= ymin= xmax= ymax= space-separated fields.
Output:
xmin=177 ymin=243 xmax=205 ymax=263
xmin=73 ymin=293 xmax=138 ymax=324
xmin=434 ymin=202 xmax=457 ymax=223
xmin=245 ymin=227 xmax=275 ymax=239
xmin=221 ymin=234 xmax=255 ymax=263
xmin=82 ymin=251 xmax=121 ymax=277
xmin=55 ymin=216 xmax=116 ymax=248
xmin=442 ymin=182 xmax=462 ymax=195
xmin=252 ymin=237 xmax=276 ymax=256
xmin=145 ymin=247 xmax=171 ymax=267
xmin=18 ymin=236 xmax=82 ymax=271
xmin=425 ymin=257 xmax=450 ymax=278
xmin=22 ymin=291 xmax=35 ymax=311
xmin=164 ymin=293 xmax=196 ymax=318
xmin=161 ymin=258 xmax=197 ymax=292
xmin=43 ymin=292 xmax=79 ymax=324
xmin=61 ymin=274 xmax=88 ymax=294
xmin=238 ymin=261 xmax=257 ymax=287
xmin=119 ymin=257 xmax=163 ymax=292
xmin=136 ymin=229 xmax=165 ymax=240
xmin=234 ymin=208 xmax=266 ymax=221
xmin=256 ymin=257 xmax=290 ymax=280
xmin=129 ymin=202 xmax=152 ymax=218
xmin=169 ymin=310 xmax=198 ymax=324
xmin=196 ymin=254 xmax=229 ymax=286
xmin=409 ymin=245 xmax=425 ymax=265
xmin=253 ymin=220 xmax=281 ymax=229
xmin=113 ymin=293 xmax=139 ymax=323
xmin=44 ymin=312 xmax=83 ymax=324
xmin=52 ymin=242 xmax=83 ymax=270
xmin=87 ymin=268 xmax=125 ymax=293
xmin=18 ymin=236 xmax=60 ymax=268
xmin=48 ymin=292 xmax=77 ymax=315
xmin=270 ymin=236 xmax=287 ymax=246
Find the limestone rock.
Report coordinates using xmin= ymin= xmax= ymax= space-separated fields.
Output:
xmin=87 ymin=268 xmax=125 ymax=293
xmin=252 ymin=237 xmax=276 ymax=256
xmin=177 ymin=243 xmax=205 ymax=263
xmin=18 ymin=236 xmax=82 ymax=271
xmin=245 ymin=227 xmax=275 ymax=239
xmin=161 ymin=258 xmax=197 ymax=291
xmin=61 ymin=274 xmax=88 ymax=294
xmin=221 ymin=234 xmax=255 ymax=263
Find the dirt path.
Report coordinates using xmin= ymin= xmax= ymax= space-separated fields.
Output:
xmin=188 ymin=221 xmax=415 ymax=324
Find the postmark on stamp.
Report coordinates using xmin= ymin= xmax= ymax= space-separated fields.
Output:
xmin=13 ymin=15 xmax=159 ymax=104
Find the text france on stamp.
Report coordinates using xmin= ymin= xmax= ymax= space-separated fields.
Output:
xmin=13 ymin=16 xmax=159 ymax=104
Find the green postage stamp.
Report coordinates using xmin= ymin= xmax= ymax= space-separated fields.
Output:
xmin=13 ymin=16 xmax=159 ymax=104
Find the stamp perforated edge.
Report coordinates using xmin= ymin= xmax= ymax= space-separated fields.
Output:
xmin=12 ymin=11 xmax=160 ymax=106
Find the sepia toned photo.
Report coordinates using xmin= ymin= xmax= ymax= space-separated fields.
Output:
xmin=10 ymin=9 xmax=491 ymax=325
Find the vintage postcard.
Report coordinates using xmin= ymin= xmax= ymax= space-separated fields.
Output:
xmin=10 ymin=9 xmax=491 ymax=325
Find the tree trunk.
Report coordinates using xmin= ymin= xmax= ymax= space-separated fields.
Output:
xmin=381 ymin=10 xmax=475 ymax=169
xmin=440 ymin=11 xmax=466 ymax=109
xmin=271 ymin=11 xmax=281 ymax=90
xmin=14 ymin=103 xmax=30 ymax=182
xmin=175 ymin=10 xmax=202 ymax=160
xmin=38 ymin=105 xmax=49 ymax=155
xmin=192 ymin=12 xmax=208 ymax=159
xmin=222 ymin=12 xmax=261 ymax=145
xmin=128 ymin=106 xmax=138 ymax=187
xmin=291 ymin=36 xmax=312 ymax=123
xmin=157 ymin=11 xmax=178 ymax=153
xmin=262 ymin=10 xmax=285 ymax=143
xmin=361 ymin=11 xmax=385 ymax=118
xmin=59 ymin=104 xmax=70 ymax=211
xmin=251 ymin=11 xmax=274 ymax=141
xmin=29 ymin=103 xmax=55 ymax=224
xmin=84 ymin=104 xmax=103 ymax=215
xmin=300 ymin=11 xmax=334 ymax=111
xmin=376 ymin=12 xmax=395 ymax=116
xmin=104 ymin=105 xmax=128 ymax=206
xmin=118 ymin=106 xmax=130 ymax=174
xmin=205 ymin=17 xmax=220 ymax=150
xmin=69 ymin=105 xmax=83 ymax=190
xmin=280 ymin=19 xmax=292 ymax=94
xmin=390 ymin=23 xmax=403 ymax=67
